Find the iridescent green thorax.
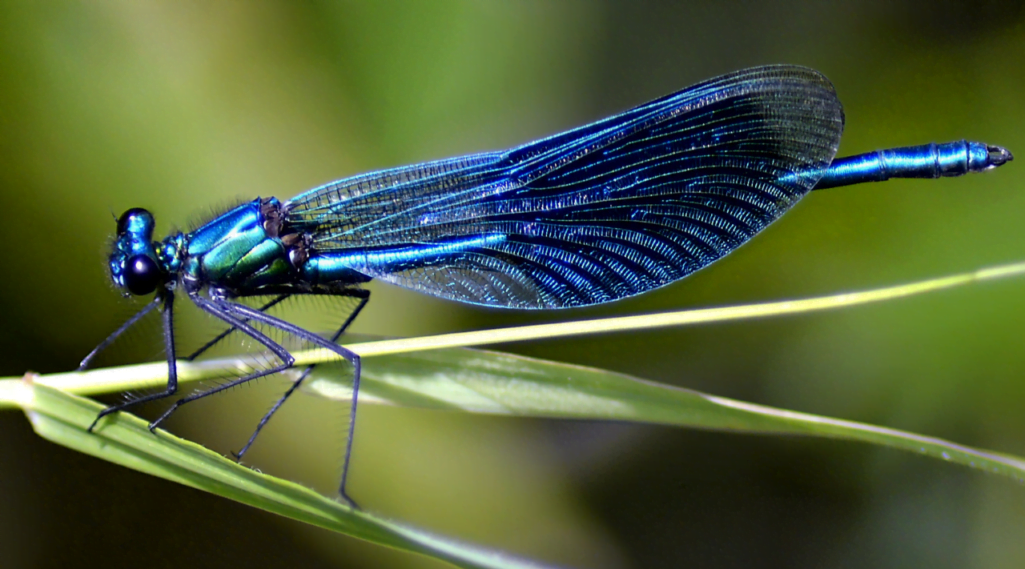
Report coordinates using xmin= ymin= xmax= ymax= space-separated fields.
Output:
xmin=177 ymin=197 xmax=308 ymax=295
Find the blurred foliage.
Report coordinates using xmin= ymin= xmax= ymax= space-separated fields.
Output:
xmin=1 ymin=1 xmax=1024 ymax=568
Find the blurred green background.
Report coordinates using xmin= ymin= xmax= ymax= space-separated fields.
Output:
xmin=2 ymin=1 xmax=1024 ymax=568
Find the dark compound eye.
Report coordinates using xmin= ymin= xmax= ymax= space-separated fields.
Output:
xmin=123 ymin=254 xmax=162 ymax=295
xmin=117 ymin=208 xmax=153 ymax=236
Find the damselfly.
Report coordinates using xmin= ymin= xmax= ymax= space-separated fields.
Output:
xmin=80 ymin=65 xmax=1012 ymax=507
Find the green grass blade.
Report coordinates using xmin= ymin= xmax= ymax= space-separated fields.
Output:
xmin=20 ymin=258 xmax=1025 ymax=398
xmin=304 ymin=349 xmax=1025 ymax=482
xmin=6 ymin=377 xmax=555 ymax=569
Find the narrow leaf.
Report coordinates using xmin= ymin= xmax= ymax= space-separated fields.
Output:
xmin=304 ymin=349 xmax=1025 ymax=482
xmin=8 ymin=376 xmax=555 ymax=569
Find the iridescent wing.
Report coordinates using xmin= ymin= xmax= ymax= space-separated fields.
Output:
xmin=284 ymin=65 xmax=845 ymax=309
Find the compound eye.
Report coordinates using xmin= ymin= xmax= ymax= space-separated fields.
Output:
xmin=117 ymin=208 xmax=153 ymax=236
xmin=123 ymin=255 xmax=162 ymax=295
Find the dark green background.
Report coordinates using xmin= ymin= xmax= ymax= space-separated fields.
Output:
xmin=2 ymin=2 xmax=1024 ymax=568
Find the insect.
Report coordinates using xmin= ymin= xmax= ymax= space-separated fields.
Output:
xmin=80 ymin=65 xmax=1011 ymax=507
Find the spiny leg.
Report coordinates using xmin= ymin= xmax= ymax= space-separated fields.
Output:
xmin=88 ymin=293 xmax=177 ymax=432
xmin=233 ymin=289 xmax=371 ymax=463
xmin=147 ymin=294 xmax=296 ymax=431
xmin=79 ymin=295 xmax=161 ymax=371
xmin=216 ymin=298 xmax=363 ymax=507
xmin=186 ymin=294 xmax=291 ymax=361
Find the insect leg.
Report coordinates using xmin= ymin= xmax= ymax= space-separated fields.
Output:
xmin=186 ymin=294 xmax=291 ymax=361
xmin=88 ymin=293 xmax=178 ymax=432
xmin=233 ymin=290 xmax=370 ymax=467
xmin=145 ymin=294 xmax=297 ymax=431
xmin=79 ymin=295 xmax=161 ymax=371
xmin=217 ymin=298 xmax=363 ymax=507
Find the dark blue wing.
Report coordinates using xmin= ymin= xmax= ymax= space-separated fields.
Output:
xmin=284 ymin=65 xmax=845 ymax=309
